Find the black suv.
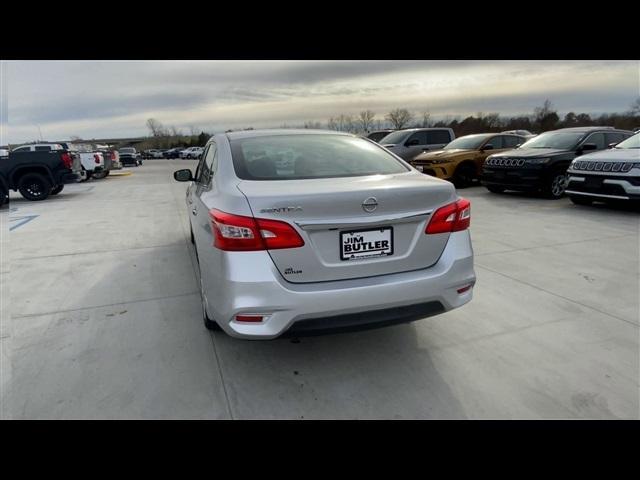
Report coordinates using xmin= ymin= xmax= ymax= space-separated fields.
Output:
xmin=481 ymin=127 xmax=634 ymax=198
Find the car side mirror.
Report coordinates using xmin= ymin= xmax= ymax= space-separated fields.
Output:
xmin=581 ymin=143 xmax=598 ymax=152
xmin=514 ymin=144 xmax=522 ymax=148
xmin=481 ymin=144 xmax=494 ymax=151
xmin=405 ymin=139 xmax=420 ymax=146
xmin=607 ymin=142 xmax=618 ymax=149
xmin=173 ymin=169 xmax=193 ymax=182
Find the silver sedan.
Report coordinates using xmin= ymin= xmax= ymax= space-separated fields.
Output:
xmin=174 ymin=129 xmax=475 ymax=339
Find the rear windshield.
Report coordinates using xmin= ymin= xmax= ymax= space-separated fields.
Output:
xmin=230 ymin=134 xmax=409 ymax=181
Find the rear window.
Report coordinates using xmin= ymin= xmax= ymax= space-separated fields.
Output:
xmin=230 ymin=134 xmax=409 ymax=181
xmin=426 ymin=130 xmax=452 ymax=144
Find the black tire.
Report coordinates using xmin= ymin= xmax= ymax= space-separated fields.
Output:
xmin=92 ymin=170 xmax=107 ymax=179
xmin=570 ymin=195 xmax=593 ymax=206
xmin=543 ymin=170 xmax=569 ymax=199
xmin=18 ymin=173 xmax=52 ymax=201
xmin=453 ymin=163 xmax=477 ymax=188
xmin=0 ymin=186 xmax=8 ymax=207
xmin=50 ymin=184 xmax=64 ymax=195
xmin=486 ymin=185 xmax=505 ymax=194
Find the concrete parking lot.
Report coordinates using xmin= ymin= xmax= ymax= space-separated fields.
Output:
xmin=1 ymin=160 xmax=638 ymax=419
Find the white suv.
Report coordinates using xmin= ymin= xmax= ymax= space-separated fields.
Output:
xmin=566 ymin=133 xmax=640 ymax=205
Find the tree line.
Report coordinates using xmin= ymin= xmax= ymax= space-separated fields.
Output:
xmin=139 ymin=98 xmax=639 ymax=149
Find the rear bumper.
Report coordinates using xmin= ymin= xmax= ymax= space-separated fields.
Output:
xmin=202 ymin=230 xmax=476 ymax=339
xmin=58 ymin=171 xmax=81 ymax=184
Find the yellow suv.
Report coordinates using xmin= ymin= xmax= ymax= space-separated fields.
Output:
xmin=411 ymin=133 xmax=526 ymax=187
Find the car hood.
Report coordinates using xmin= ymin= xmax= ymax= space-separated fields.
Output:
xmin=413 ymin=149 xmax=473 ymax=161
xmin=489 ymin=148 xmax=569 ymax=158
xmin=577 ymin=148 xmax=640 ymax=162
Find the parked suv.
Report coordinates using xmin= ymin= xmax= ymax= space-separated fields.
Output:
xmin=411 ymin=133 xmax=526 ymax=187
xmin=565 ymin=132 xmax=640 ymax=205
xmin=173 ymin=129 xmax=475 ymax=339
xmin=366 ymin=129 xmax=395 ymax=143
xmin=481 ymin=127 xmax=634 ymax=198
xmin=379 ymin=128 xmax=455 ymax=161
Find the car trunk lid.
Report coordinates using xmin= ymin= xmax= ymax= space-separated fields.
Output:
xmin=237 ymin=172 xmax=456 ymax=283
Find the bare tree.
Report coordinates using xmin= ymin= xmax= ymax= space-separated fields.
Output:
xmin=358 ymin=110 xmax=376 ymax=133
xmin=327 ymin=117 xmax=339 ymax=130
xmin=70 ymin=135 xmax=83 ymax=141
xmin=420 ymin=111 xmax=431 ymax=128
xmin=385 ymin=109 xmax=414 ymax=129
xmin=170 ymin=125 xmax=182 ymax=137
xmin=629 ymin=97 xmax=640 ymax=116
xmin=146 ymin=118 xmax=164 ymax=137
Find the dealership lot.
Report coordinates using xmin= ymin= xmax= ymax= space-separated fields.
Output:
xmin=1 ymin=160 xmax=638 ymax=419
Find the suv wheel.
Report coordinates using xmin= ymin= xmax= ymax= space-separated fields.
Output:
xmin=570 ymin=195 xmax=593 ymax=206
xmin=453 ymin=163 xmax=477 ymax=188
xmin=50 ymin=184 xmax=64 ymax=195
xmin=544 ymin=171 xmax=568 ymax=199
xmin=18 ymin=173 xmax=52 ymax=201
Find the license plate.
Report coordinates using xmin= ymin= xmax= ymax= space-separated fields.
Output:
xmin=585 ymin=177 xmax=603 ymax=189
xmin=340 ymin=227 xmax=393 ymax=261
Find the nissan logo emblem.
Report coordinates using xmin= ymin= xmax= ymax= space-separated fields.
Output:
xmin=362 ymin=197 xmax=378 ymax=213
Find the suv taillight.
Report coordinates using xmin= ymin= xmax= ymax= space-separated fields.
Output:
xmin=110 ymin=152 xmax=115 ymax=161
xmin=60 ymin=152 xmax=73 ymax=169
xmin=209 ymin=209 xmax=305 ymax=251
xmin=94 ymin=153 xmax=101 ymax=164
xmin=425 ymin=198 xmax=471 ymax=234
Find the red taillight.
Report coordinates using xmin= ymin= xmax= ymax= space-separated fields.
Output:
xmin=209 ymin=209 xmax=305 ymax=251
xmin=60 ymin=152 xmax=73 ymax=169
xmin=94 ymin=153 xmax=101 ymax=164
xmin=425 ymin=198 xmax=471 ymax=234
xmin=110 ymin=152 xmax=115 ymax=161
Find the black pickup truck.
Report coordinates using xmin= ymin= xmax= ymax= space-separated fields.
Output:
xmin=0 ymin=149 xmax=81 ymax=204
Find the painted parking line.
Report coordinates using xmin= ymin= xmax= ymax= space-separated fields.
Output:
xmin=10 ymin=213 xmax=39 ymax=231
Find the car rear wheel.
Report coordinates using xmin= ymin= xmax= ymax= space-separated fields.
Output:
xmin=453 ymin=163 xmax=477 ymax=188
xmin=18 ymin=173 xmax=52 ymax=201
xmin=0 ymin=186 xmax=8 ymax=207
xmin=199 ymin=273 xmax=221 ymax=331
xmin=92 ymin=170 xmax=107 ymax=179
xmin=569 ymin=195 xmax=593 ymax=206
xmin=486 ymin=185 xmax=505 ymax=194
xmin=50 ymin=184 xmax=64 ymax=195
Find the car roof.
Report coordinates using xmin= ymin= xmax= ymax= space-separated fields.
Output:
xmin=552 ymin=126 xmax=626 ymax=133
xmin=224 ymin=129 xmax=353 ymax=140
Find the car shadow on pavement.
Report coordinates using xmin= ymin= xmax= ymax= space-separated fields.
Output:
xmin=209 ymin=320 xmax=469 ymax=419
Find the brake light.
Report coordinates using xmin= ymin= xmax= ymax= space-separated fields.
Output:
xmin=94 ymin=154 xmax=101 ymax=164
xmin=209 ymin=209 xmax=304 ymax=251
xmin=425 ymin=198 xmax=471 ymax=234
xmin=60 ymin=152 xmax=73 ymax=169
xmin=110 ymin=152 xmax=115 ymax=161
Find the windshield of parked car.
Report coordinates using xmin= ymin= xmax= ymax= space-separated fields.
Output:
xmin=231 ymin=134 xmax=409 ymax=180
xmin=519 ymin=131 xmax=585 ymax=150
xmin=615 ymin=133 xmax=640 ymax=149
xmin=378 ymin=130 xmax=410 ymax=144
xmin=120 ymin=148 xmax=135 ymax=153
xmin=444 ymin=134 xmax=491 ymax=150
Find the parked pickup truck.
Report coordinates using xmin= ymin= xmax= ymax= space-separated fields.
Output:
xmin=118 ymin=147 xmax=142 ymax=166
xmin=0 ymin=147 xmax=81 ymax=203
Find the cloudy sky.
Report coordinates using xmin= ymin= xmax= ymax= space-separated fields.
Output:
xmin=1 ymin=60 xmax=638 ymax=144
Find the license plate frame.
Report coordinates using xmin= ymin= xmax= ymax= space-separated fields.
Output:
xmin=340 ymin=227 xmax=394 ymax=261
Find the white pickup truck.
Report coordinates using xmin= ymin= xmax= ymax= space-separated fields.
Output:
xmin=59 ymin=143 xmax=106 ymax=181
